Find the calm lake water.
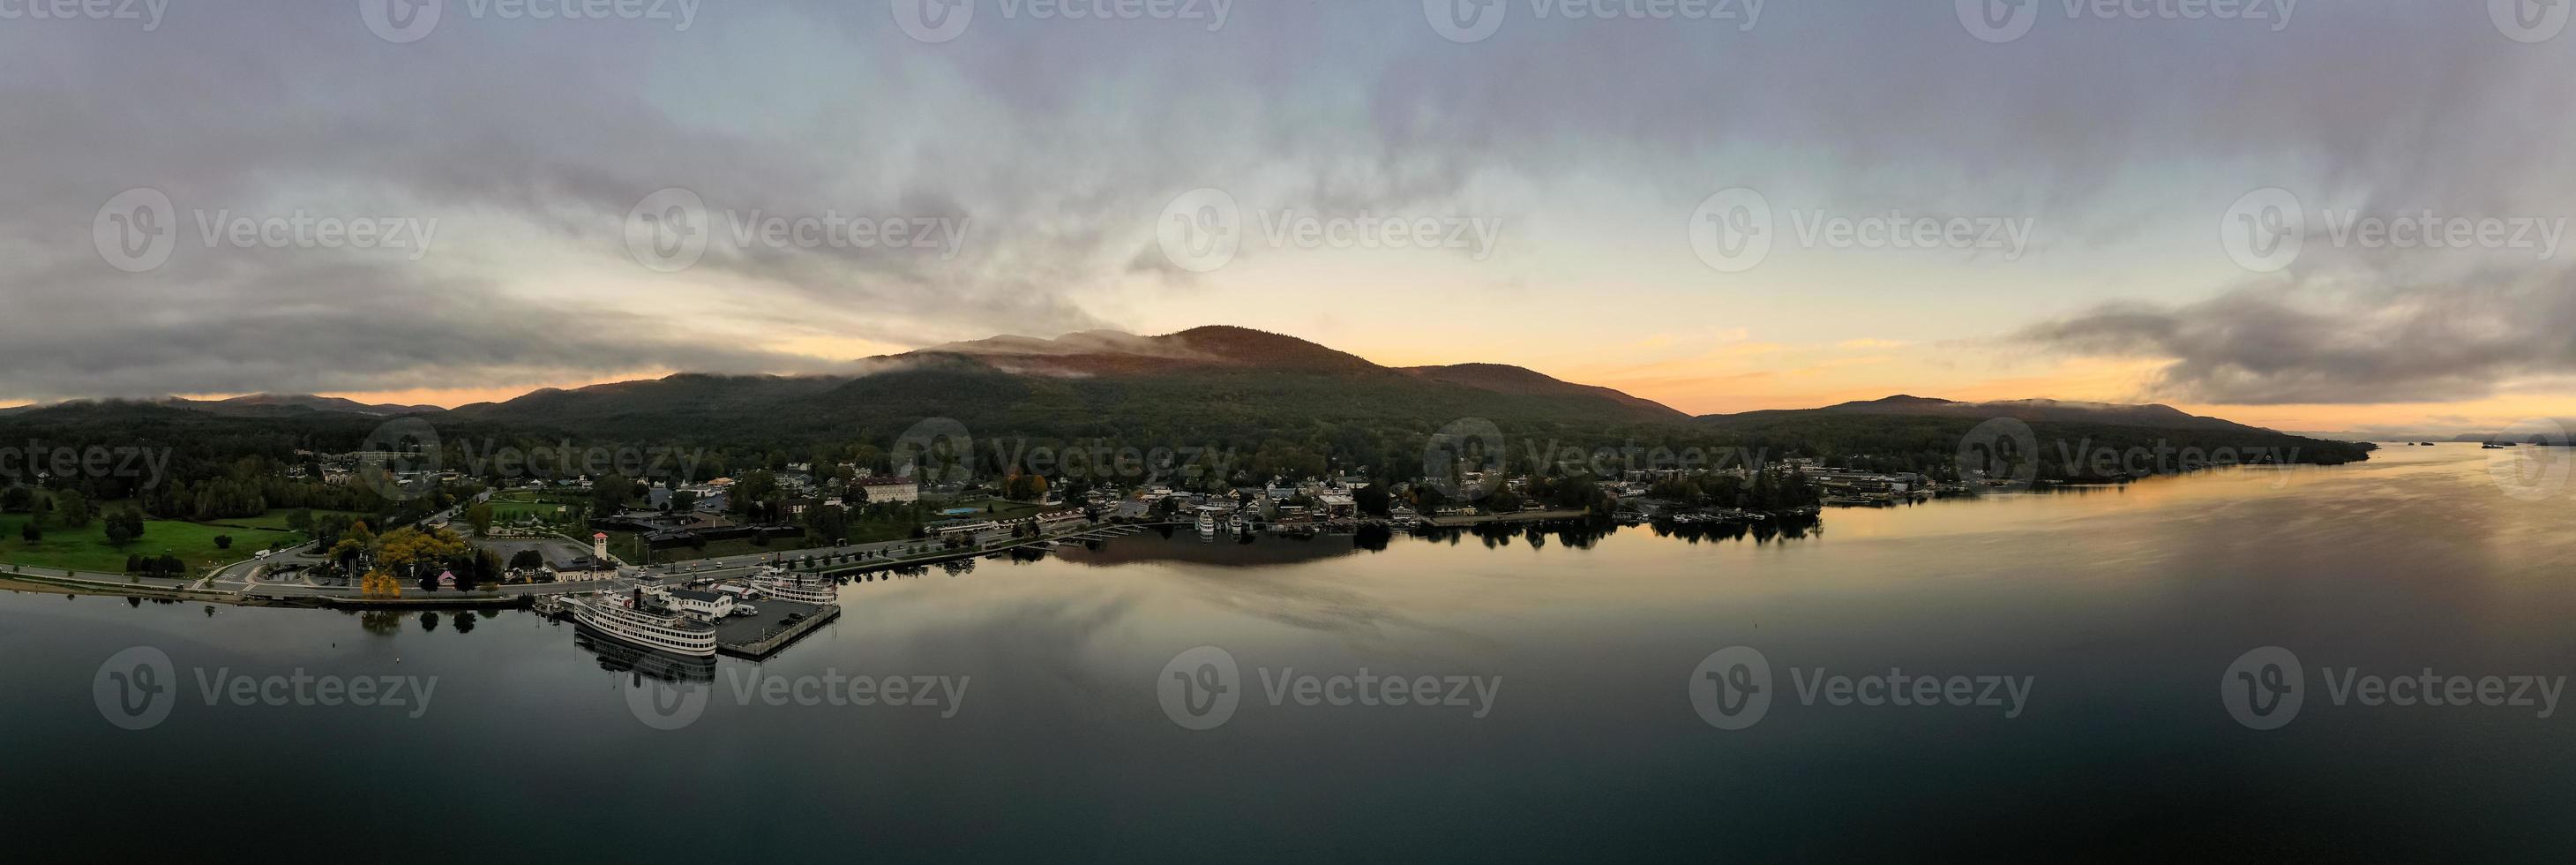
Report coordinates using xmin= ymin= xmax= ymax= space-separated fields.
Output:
xmin=5 ymin=444 xmax=2572 ymax=862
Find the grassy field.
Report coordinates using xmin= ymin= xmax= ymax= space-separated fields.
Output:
xmin=0 ymin=511 xmax=300 ymax=575
xmin=194 ymin=509 xmax=369 ymax=531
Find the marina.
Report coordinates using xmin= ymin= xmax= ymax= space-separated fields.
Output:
xmin=536 ymin=575 xmax=843 ymax=660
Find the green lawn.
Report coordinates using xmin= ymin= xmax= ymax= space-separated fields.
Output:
xmin=0 ymin=512 xmax=298 ymax=575
xmin=193 ymin=509 xmax=368 ymax=531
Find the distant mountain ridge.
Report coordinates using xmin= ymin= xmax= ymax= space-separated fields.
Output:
xmin=4 ymin=332 xmax=2366 ymax=456
xmin=0 ymin=394 xmax=440 ymax=418
xmin=1704 ymin=394 xmax=2274 ymax=433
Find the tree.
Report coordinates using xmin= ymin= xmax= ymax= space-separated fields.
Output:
xmin=213 ymin=535 xmax=233 ymax=550
xmin=19 ymin=522 xmax=37 ymax=543
xmin=592 ymin=472 xmax=633 ymax=515
xmin=359 ymin=569 xmax=403 ymax=599
xmin=466 ymin=502 xmax=493 ymax=537
xmin=103 ymin=520 xmax=135 ymax=547
xmin=0 ymin=485 xmax=30 ymax=513
xmin=508 ymin=549 xmax=546 ymax=571
xmin=670 ymin=489 xmax=697 ymax=514
xmin=54 ymin=490 xmax=93 ymax=528
xmin=284 ymin=508 xmax=313 ymax=533
xmin=1353 ymin=484 xmax=1391 ymax=517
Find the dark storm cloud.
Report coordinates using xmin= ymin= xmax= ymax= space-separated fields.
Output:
xmin=2020 ymin=267 xmax=2576 ymax=404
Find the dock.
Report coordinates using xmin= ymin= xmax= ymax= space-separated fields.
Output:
xmin=709 ymin=599 xmax=841 ymax=659
xmin=535 ymin=592 xmax=842 ymax=660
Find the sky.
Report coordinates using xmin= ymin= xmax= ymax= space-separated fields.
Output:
xmin=4 ymin=1 xmax=2574 ymax=436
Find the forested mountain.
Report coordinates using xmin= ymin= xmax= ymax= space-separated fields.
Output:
xmin=0 ymin=328 xmax=2373 ymax=493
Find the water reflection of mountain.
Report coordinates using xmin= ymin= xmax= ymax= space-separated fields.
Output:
xmin=573 ymin=630 xmax=716 ymax=683
xmin=1051 ymin=528 xmax=1391 ymax=568
xmin=1047 ymin=517 xmax=1819 ymax=568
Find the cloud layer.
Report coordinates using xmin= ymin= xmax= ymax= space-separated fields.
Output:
xmin=2 ymin=3 xmax=2571 ymax=406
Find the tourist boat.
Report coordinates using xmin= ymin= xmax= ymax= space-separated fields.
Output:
xmin=749 ymin=566 xmax=837 ymax=606
xmin=573 ymin=630 xmax=716 ymax=683
xmin=571 ymin=590 xmax=717 ymax=658
xmin=1196 ymin=506 xmax=1221 ymax=535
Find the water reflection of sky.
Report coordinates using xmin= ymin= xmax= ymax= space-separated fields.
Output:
xmin=4 ymin=444 xmax=2572 ymax=861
